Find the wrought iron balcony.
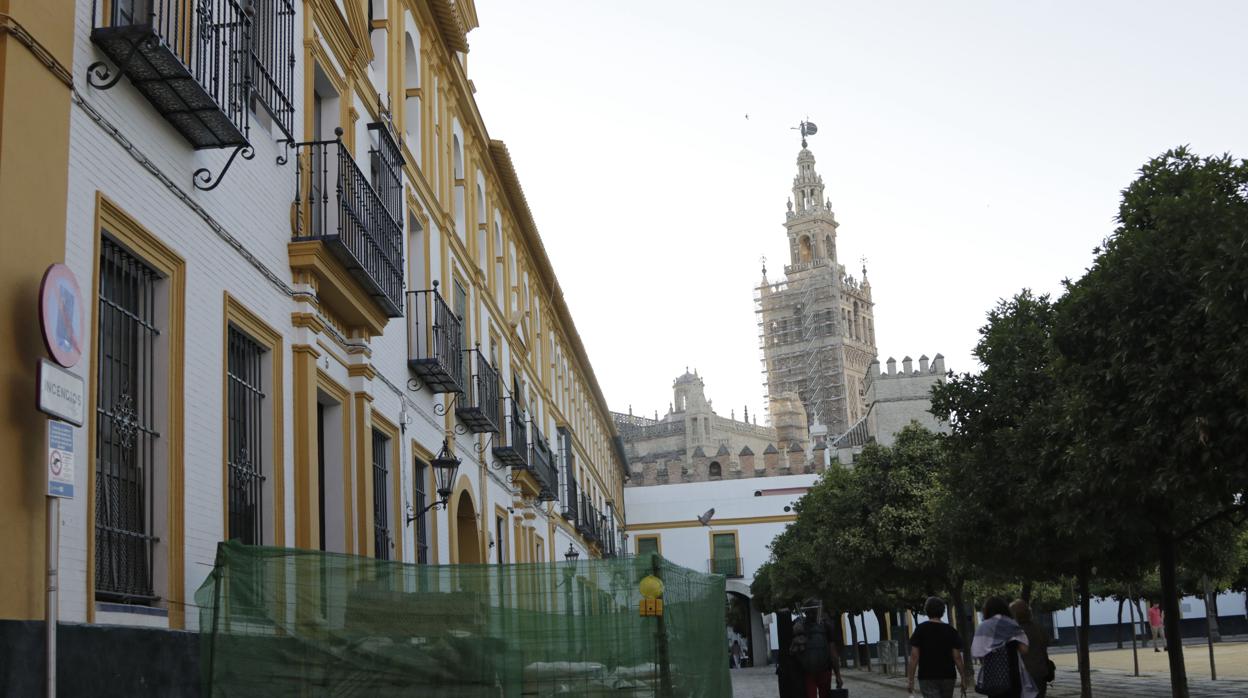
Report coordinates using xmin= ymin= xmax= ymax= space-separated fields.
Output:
xmin=578 ymin=496 xmax=602 ymax=543
xmin=491 ymin=397 xmax=528 ymax=468
xmin=293 ymin=133 xmax=404 ymax=317
xmin=561 ymin=461 xmax=579 ymax=523
xmin=527 ymin=425 xmax=558 ymax=502
xmin=89 ymin=0 xmax=251 ymax=150
xmin=406 ymin=283 xmax=464 ymax=394
xmin=454 ymin=348 xmax=500 ymax=433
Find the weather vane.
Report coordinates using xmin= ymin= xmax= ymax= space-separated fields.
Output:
xmin=792 ymin=118 xmax=818 ymax=148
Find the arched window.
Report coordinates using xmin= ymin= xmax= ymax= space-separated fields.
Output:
xmin=708 ymin=461 xmax=722 ymax=479
xmin=799 ymin=236 xmax=813 ymax=263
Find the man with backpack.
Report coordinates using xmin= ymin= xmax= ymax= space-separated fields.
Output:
xmin=791 ymin=608 xmax=844 ymax=698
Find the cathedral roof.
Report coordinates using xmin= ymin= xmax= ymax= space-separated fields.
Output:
xmin=788 ymin=441 xmax=804 ymax=452
xmin=716 ymin=445 xmax=731 ymax=456
xmin=692 ymin=446 xmax=706 ymax=458
xmin=764 ymin=444 xmax=779 ymax=454
xmin=739 ymin=445 xmax=754 ymax=456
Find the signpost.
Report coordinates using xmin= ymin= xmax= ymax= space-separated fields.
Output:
xmin=37 ymin=263 xmax=84 ymax=698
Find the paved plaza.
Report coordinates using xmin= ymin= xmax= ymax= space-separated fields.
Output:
xmin=731 ymin=640 xmax=1248 ymax=697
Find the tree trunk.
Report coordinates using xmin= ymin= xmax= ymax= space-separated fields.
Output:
xmin=951 ymin=580 xmax=974 ymax=677
xmin=1134 ymin=598 xmax=1149 ymax=647
xmin=1116 ymin=598 xmax=1125 ymax=649
xmin=1021 ymin=580 xmax=1033 ymax=603
xmin=1077 ymin=561 xmax=1093 ymax=698
xmin=1159 ymin=534 xmax=1189 ymax=698
xmin=848 ymin=612 xmax=859 ymax=668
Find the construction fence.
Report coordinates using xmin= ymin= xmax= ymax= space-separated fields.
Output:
xmin=196 ymin=541 xmax=731 ymax=696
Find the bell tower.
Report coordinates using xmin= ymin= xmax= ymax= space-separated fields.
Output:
xmin=757 ymin=121 xmax=877 ymax=438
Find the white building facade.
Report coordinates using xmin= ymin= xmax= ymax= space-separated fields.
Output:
xmin=41 ymin=0 xmax=626 ymax=639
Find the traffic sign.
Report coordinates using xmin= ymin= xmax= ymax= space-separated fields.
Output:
xmin=48 ymin=420 xmax=75 ymax=498
xmin=39 ymin=263 xmax=84 ymax=369
xmin=38 ymin=359 xmax=84 ymax=427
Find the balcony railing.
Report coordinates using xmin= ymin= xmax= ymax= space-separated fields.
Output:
xmin=491 ymin=397 xmax=528 ymax=468
xmin=294 ymin=135 xmax=404 ymax=317
xmin=90 ymin=0 xmax=251 ymax=149
xmin=406 ymin=283 xmax=464 ymax=393
xmin=562 ymin=473 xmax=579 ymax=523
xmin=709 ymin=557 xmax=744 ymax=578
xmin=527 ymin=425 xmax=558 ymax=502
xmin=454 ymin=347 xmax=499 ymax=433
xmin=578 ymin=496 xmax=602 ymax=543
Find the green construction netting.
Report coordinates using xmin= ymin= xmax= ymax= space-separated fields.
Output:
xmin=196 ymin=541 xmax=731 ymax=697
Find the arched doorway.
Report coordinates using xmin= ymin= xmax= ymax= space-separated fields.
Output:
xmin=455 ymin=490 xmax=481 ymax=564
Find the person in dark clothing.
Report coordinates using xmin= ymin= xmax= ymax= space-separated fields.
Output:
xmin=776 ymin=610 xmax=806 ymax=698
xmin=792 ymin=609 xmax=844 ymax=698
xmin=907 ymin=596 xmax=969 ymax=698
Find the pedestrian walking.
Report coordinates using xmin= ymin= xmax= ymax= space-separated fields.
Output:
xmin=970 ymin=597 xmax=1029 ymax=698
xmin=906 ymin=596 xmax=970 ymax=698
xmin=731 ymin=639 xmax=743 ymax=669
xmin=1148 ymin=601 xmax=1165 ymax=652
xmin=776 ymin=610 xmax=806 ymax=698
xmin=791 ymin=608 xmax=845 ymax=698
xmin=1009 ymin=599 xmax=1052 ymax=698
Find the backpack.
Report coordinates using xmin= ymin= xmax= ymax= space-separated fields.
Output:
xmin=795 ymin=622 xmax=832 ymax=674
xmin=975 ymin=647 xmax=1012 ymax=696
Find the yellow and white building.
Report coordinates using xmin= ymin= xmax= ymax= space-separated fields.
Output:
xmin=0 ymin=0 xmax=626 ymax=671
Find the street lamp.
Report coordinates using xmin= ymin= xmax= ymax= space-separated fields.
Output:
xmin=564 ymin=544 xmax=581 ymax=563
xmin=407 ymin=439 xmax=462 ymax=523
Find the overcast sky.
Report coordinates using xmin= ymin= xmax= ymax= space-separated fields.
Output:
xmin=468 ymin=0 xmax=1248 ymax=427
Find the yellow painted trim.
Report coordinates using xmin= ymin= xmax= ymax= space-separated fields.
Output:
xmin=635 ymin=534 xmax=662 ymax=556
xmin=287 ymin=241 xmax=388 ymax=335
xmin=353 ymin=392 xmax=374 ymax=555
xmin=88 ymin=193 xmax=187 ymax=627
xmin=291 ymin=344 xmax=321 ymax=548
xmin=410 ymin=438 xmax=439 ymax=563
xmin=347 ymin=363 xmax=378 ymax=380
xmin=222 ymin=293 xmax=286 ymax=545
xmin=625 ymin=514 xmax=796 ymax=532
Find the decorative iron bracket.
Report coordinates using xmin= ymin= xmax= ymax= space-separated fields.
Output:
xmin=84 ymin=35 xmax=158 ymax=91
xmin=193 ymin=144 xmax=254 ymax=191
xmin=275 ymin=138 xmax=294 ymax=166
xmin=406 ymin=498 xmax=447 ymax=525
xmin=432 ymin=391 xmax=461 ymax=417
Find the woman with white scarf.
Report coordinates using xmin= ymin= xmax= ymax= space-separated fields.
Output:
xmin=971 ymin=597 xmax=1036 ymax=698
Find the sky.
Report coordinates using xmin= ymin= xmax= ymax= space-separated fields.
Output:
xmin=467 ymin=0 xmax=1248 ymax=426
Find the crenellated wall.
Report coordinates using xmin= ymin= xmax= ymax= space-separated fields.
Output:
xmin=865 ymin=353 xmax=948 ymax=446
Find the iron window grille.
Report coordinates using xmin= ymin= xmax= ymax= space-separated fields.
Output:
xmin=528 ymin=424 xmax=558 ymax=502
xmin=293 ymin=132 xmax=405 ymax=317
xmin=558 ymin=428 xmax=578 ymax=521
xmin=227 ymin=326 xmax=266 ymax=545
xmin=372 ymin=430 xmax=390 ymax=560
xmin=491 ymin=395 xmax=529 ymax=468
xmin=367 ymin=121 xmax=404 ymax=226
xmin=246 ymin=0 xmax=296 ymax=140
xmin=95 ymin=237 xmax=161 ymax=603
xmin=413 ymin=457 xmax=429 ymax=564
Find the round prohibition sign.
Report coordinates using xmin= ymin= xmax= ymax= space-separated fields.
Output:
xmin=50 ymin=450 xmax=64 ymax=477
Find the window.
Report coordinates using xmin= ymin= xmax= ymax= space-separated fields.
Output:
xmin=495 ymin=514 xmax=506 ymax=564
xmin=372 ymin=429 xmax=391 ymax=560
xmin=227 ymin=326 xmax=266 ymax=545
xmin=246 ymin=0 xmax=296 ymax=140
xmin=710 ymin=532 xmax=739 ymax=577
xmin=95 ymin=238 xmax=161 ymax=602
xmin=558 ymin=427 xmax=577 ymax=517
xmin=637 ymin=536 xmax=660 ymax=557
xmin=456 ymin=279 xmax=469 ymax=352
xmin=708 ymin=461 xmax=722 ymax=479
xmin=413 ymin=456 xmax=429 ymax=563
xmin=368 ymin=121 xmax=404 ymax=226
